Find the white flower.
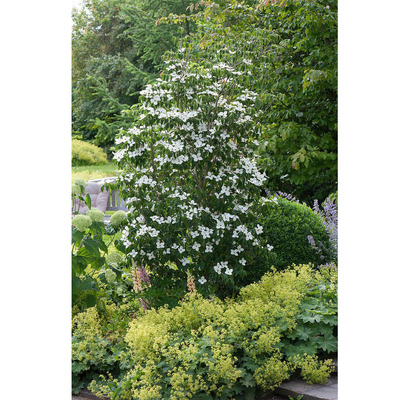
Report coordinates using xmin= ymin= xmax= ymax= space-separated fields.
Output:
xmin=239 ymin=258 xmax=246 ymax=266
xmin=267 ymin=244 xmax=274 ymax=251
xmin=192 ymin=242 xmax=201 ymax=251
xmin=214 ymin=264 xmax=222 ymax=274
xmin=216 ymin=220 xmax=225 ymax=230
xmin=198 ymin=276 xmax=207 ymax=285
xmin=192 ymin=153 xmax=203 ymax=162
xmin=129 ymin=249 xmax=138 ymax=258
xmin=199 ymin=226 xmax=213 ymax=239
xmin=181 ymin=258 xmax=190 ymax=266
xmin=156 ymin=240 xmax=165 ymax=249
xmin=205 ymin=243 xmax=213 ymax=253
xmin=231 ymin=245 xmax=244 ymax=256
xmin=113 ymin=149 xmax=127 ymax=162
xmin=225 ymin=267 xmax=233 ymax=275
xmin=255 ymin=224 xmax=263 ymax=234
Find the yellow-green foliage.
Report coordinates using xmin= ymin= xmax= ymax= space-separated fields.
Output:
xmin=89 ymin=265 xmax=337 ymax=400
xmin=254 ymin=356 xmax=291 ymax=391
xmin=72 ymin=307 xmax=108 ymax=369
xmin=72 ymin=303 xmax=132 ymax=394
xmin=72 ymin=139 xmax=108 ymax=166
xmin=292 ymin=354 xmax=335 ymax=384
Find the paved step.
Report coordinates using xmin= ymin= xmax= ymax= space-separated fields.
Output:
xmin=72 ymin=390 xmax=109 ymax=400
xmin=73 ymin=359 xmax=337 ymax=400
xmin=272 ymin=357 xmax=337 ymax=400
xmin=274 ymin=377 xmax=338 ymax=400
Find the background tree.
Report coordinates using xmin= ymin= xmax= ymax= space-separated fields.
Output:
xmin=163 ymin=0 xmax=337 ymax=204
xmin=72 ymin=0 xmax=195 ymax=152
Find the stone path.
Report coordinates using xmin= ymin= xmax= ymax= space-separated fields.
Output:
xmin=274 ymin=376 xmax=338 ymax=400
xmin=73 ymin=358 xmax=337 ymax=400
xmin=273 ymin=357 xmax=337 ymax=400
xmin=72 ymin=390 xmax=108 ymax=400
xmin=73 ymin=380 xmax=337 ymax=400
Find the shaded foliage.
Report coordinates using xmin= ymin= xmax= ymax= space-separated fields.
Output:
xmin=162 ymin=0 xmax=337 ymax=203
xmin=72 ymin=0 xmax=195 ymax=151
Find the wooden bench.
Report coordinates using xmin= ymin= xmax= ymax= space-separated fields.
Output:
xmin=74 ymin=177 xmax=128 ymax=225
xmin=87 ymin=177 xmax=128 ymax=212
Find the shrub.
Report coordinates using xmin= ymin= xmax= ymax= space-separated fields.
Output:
xmin=111 ymin=52 xmax=274 ymax=304
xmin=259 ymin=196 xmax=334 ymax=270
xmin=88 ymin=265 xmax=337 ymax=400
xmin=72 ymin=191 xmax=131 ymax=312
xmin=72 ymin=139 xmax=108 ymax=166
xmin=72 ymin=303 xmax=134 ymax=394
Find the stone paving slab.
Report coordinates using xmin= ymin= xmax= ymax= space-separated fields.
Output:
xmin=275 ymin=377 xmax=338 ymax=400
xmin=72 ymin=390 xmax=109 ymax=400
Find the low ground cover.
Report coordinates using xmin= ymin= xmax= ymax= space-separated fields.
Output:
xmin=72 ymin=265 xmax=337 ymax=399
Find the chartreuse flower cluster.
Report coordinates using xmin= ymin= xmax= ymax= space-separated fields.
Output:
xmin=87 ymin=208 xmax=104 ymax=223
xmin=72 ymin=214 xmax=92 ymax=232
xmin=112 ymin=52 xmax=274 ymax=297
xmin=110 ymin=210 xmax=127 ymax=228
xmin=88 ymin=265 xmax=337 ymax=399
xmin=72 ymin=303 xmax=132 ymax=394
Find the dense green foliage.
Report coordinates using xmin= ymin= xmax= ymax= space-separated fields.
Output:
xmin=72 ymin=303 xmax=134 ymax=394
xmin=260 ymin=196 xmax=333 ymax=270
xmin=162 ymin=0 xmax=337 ymax=203
xmin=255 ymin=0 xmax=337 ymax=203
xmin=72 ymin=0 xmax=195 ymax=151
xmin=72 ymin=139 xmax=108 ymax=166
xmin=84 ymin=265 xmax=336 ymax=399
xmin=72 ymin=181 xmax=130 ymax=311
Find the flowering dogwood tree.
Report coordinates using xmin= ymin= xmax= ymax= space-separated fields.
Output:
xmin=112 ymin=49 xmax=273 ymax=299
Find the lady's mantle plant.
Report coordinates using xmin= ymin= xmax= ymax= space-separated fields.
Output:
xmin=112 ymin=52 xmax=273 ymax=299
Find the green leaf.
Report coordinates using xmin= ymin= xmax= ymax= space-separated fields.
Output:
xmin=85 ymin=294 xmax=97 ymax=308
xmin=322 ymin=314 xmax=338 ymax=326
xmin=112 ymin=387 xmax=122 ymax=399
xmin=83 ymin=237 xmax=101 ymax=257
xmin=85 ymin=193 xmax=91 ymax=209
xmin=72 ymin=228 xmax=85 ymax=244
xmin=96 ymin=238 xmax=109 ymax=253
xmin=315 ymin=333 xmax=337 ymax=353
xmin=91 ymin=256 xmax=106 ymax=269
xmin=77 ymin=247 xmax=96 ymax=262
xmin=242 ymin=359 xmax=259 ymax=372
xmin=241 ymin=372 xmax=255 ymax=388
xmin=300 ymin=313 xmax=323 ymax=324
xmin=290 ymin=324 xmax=314 ymax=341
xmin=72 ymin=255 xmax=87 ymax=275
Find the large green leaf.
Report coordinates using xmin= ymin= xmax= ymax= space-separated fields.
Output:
xmin=91 ymin=256 xmax=106 ymax=269
xmin=315 ymin=333 xmax=337 ymax=353
xmin=76 ymin=246 xmax=96 ymax=261
xmin=72 ymin=228 xmax=85 ymax=244
xmin=85 ymin=294 xmax=97 ymax=308
xmin=83 ymin=237 xmax=101 ymax=258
